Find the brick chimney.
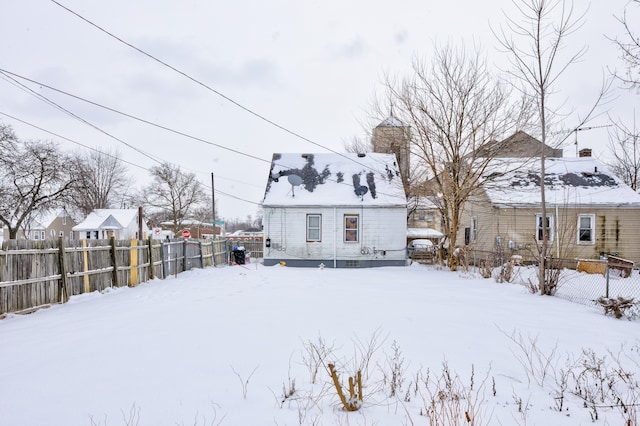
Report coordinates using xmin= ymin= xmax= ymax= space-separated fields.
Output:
xmin=579 ymin=148 xmax=592 ymax=158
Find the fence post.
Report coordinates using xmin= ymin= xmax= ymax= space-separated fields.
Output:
xmin=160 ymin=240 xmax=167 ymax=279
xmin=110 ymin=237 xmax=119 ymax=288
xmin=147 ymin=236 xmax=154 ymax=280
xmin=82 ymin=239 xmax=90 ymax=293
xmin=129 ymin=238 xmax=139 ymax=286
xmin=57 ymin=237 xmax=68 ymax=303
xmin=605 ymin=263 xmax=610 ymax=298
xmin=199 ymin=240 xmax=204 ymax=268
xmin=183 ymin=238 xmax=187 ymax=272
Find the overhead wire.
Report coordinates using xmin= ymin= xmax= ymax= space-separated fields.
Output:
xmin=47 ymin=0 xmax=380 ymax=173
xmin=0 ymin=70 xmax=164 ymax=165
xmin=0 ymin=69 xmax=407 ymax=202
xmin=0 ymin=111 xmax=261 ymax=207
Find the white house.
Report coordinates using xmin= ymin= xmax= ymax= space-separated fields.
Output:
xmin=261 ymin=152 xmax=407 ymax=267
xmin=73 ymin=209 xmax=150 ymax=240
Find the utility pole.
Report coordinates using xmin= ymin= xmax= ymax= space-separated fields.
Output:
xmin=211 ymin=173 xmax=216 ymax=235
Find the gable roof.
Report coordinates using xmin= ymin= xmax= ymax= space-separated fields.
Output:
xmin=72 ymin=209 xmax=141 ymax=231
xmin=483 ymin=157 xmax=640 ymax=207
xmin=477 ymin=131 xmax=563 ymax=158
xmin=262 ymin=153 xmax=406 ymax=207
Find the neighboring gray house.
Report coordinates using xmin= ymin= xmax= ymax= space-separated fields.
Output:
xmin=261 ymin=152 xmax=407 ymax=267
xmin=2 ymin=209 xmax=76 ymax=241
xmin=73 ymin=209 xmax=150 ymax=240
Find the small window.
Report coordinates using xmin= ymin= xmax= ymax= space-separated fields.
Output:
xmin=40 ymin=231 xmax=45 ymax=240
xmin=471 ymin=216 xmax=477 ymax=242
xmin=426 ymin=212 xmax=435 ymax=222
xmin=578 ymin=214 xmax=595 ymax=244
xmin=307 ymin=214 xmax=322 ymax=242
xmin=418 ymin=211 xmax=425 ymax=221
xmin=344 ymin=214 xmax=359 ymax=242
xmin=33 ymin=232 xmax=39 ymax=240
xmin=86 ymin=231 xmax=91 ymax=239
xmin=536 ymin=214 xmax=554 ymax=242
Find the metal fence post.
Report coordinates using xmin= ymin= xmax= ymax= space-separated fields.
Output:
xmin=606 ymin=263 xmax=610 ymax=298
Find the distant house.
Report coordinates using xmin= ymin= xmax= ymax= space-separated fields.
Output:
xmin=2 ymin=209 xmax=76 ymax=241
xmin=458 ymin=152 xmax=640 ymax=263
xmin=73 ymin=209 xmax=150 ymax=240
xmin=261 ymin=152 xmax=407 ymax=267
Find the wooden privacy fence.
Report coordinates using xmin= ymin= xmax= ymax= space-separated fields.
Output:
xmin=0 ymin=237 xmax=230 ymax=316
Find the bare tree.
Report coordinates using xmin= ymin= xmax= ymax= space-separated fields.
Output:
xmin=609 ymin=0 xmax=640 ymax=90
xmin=342 ymin=135 xmax=372 ymax=154
xmin=0 ymin=124 xmax=75 ymax=239
xmin=141 ymin=162 xmax=206 ymax=235
xmin=495 ymin=0 xmax=589 ymax=294
xmin=385 ymin=43 xmax=530 ymax=269
xmin=607 ymin=116 xmax=640 ymax=191
xmin=68 ymin=148 xmax=132 ymax=217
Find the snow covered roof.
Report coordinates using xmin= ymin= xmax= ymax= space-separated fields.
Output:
xmin=73 ymin=209 xmax=141 ymax=231
xmin=376 ymin=115 xmax=404 ymax=128
xmin=483 ymin=157 xmax=640 ymax=207
xmin=262 ymin=153 xmax=406 ymax=207
xmin=407 ymin=227 xmax=445 ymax=239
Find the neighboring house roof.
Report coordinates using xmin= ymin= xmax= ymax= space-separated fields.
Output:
xmin=483 ymin=157 xmax=640 ymax=207
xmin=477 ymin=131 xmax=563 ymax=158
xmin=73 ymin=209 xmax=142 ymax=231
xmin=408 ymin=195 xmax=439 ymax=210
xmin=262 ymin=153 xmax=406 ymax=207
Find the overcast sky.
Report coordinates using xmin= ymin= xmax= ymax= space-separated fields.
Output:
xmin=1 ymin=0 xmax=637 ymax=221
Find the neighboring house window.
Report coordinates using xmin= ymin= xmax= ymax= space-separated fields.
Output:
xmin=344 ymin=214 xmax=359 ymax=242
xmin=86 ymin=231 xmax=91 ymax=239
xmin=40 ymin=231 xmax=45 ymax=240
xmin=62 ymin=215 xmax=67 ymax=225
xmin=307 ymin=214 xmax=322 ymax=242
xmin=418 ymin=211 xmax=425 ymax=220
xmin=471 ymin=216 xmax=477 ymax=242
xmin=578 ymin=214 xmax=595 ymax=244
xmin=33 ymin=232 xmax=39 ymax=240
xmin=426 ymin=212 xmax=435 ymax=222
xmin=536 ymin=214 xmax=554 ymax=242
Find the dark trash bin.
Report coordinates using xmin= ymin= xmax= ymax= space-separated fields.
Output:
xmin=232 ymin=246 xmax=246 ymax=265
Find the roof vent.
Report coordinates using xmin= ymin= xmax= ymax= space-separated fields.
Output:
xmin=357 ymin=153 xmax=366 ymax=158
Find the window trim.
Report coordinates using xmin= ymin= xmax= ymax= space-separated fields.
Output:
xmin=344 ymin=214 xmax=359 ymax=243
xmin=536 ymin=213 xmax=554 ymax=242
xmin=306 ymin=214 xmax=322 ymax=242
xmin=577 ymin=213 xmax=595 ymax=245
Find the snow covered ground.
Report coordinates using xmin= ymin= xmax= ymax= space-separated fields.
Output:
xmin=1 ymin=262 xmax=638 ymax=425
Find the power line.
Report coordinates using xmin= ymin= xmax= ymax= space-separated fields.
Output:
xmin=47 ymin=0 xmax=377 ymax=171
xmin=0 ymin=111 xmax=262 ymax=207
xmin=0 ymin=110 xmax=147 ymax=170
xmin=0 ymin=69 xmax=271 ymax=166
xmin=0 ymin=70 xmax=163 ymax=165
xmin=0 ymin=69 xmax=406 ymax=201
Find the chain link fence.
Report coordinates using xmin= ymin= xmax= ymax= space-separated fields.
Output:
xmin=463 ymin=249 xmax=640 ymax=318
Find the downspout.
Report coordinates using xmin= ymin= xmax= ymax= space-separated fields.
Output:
xmin=333 ymin=207 xmax=337 ymax=268
xmin=555 ymin=205 xmax=560 ymax=257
